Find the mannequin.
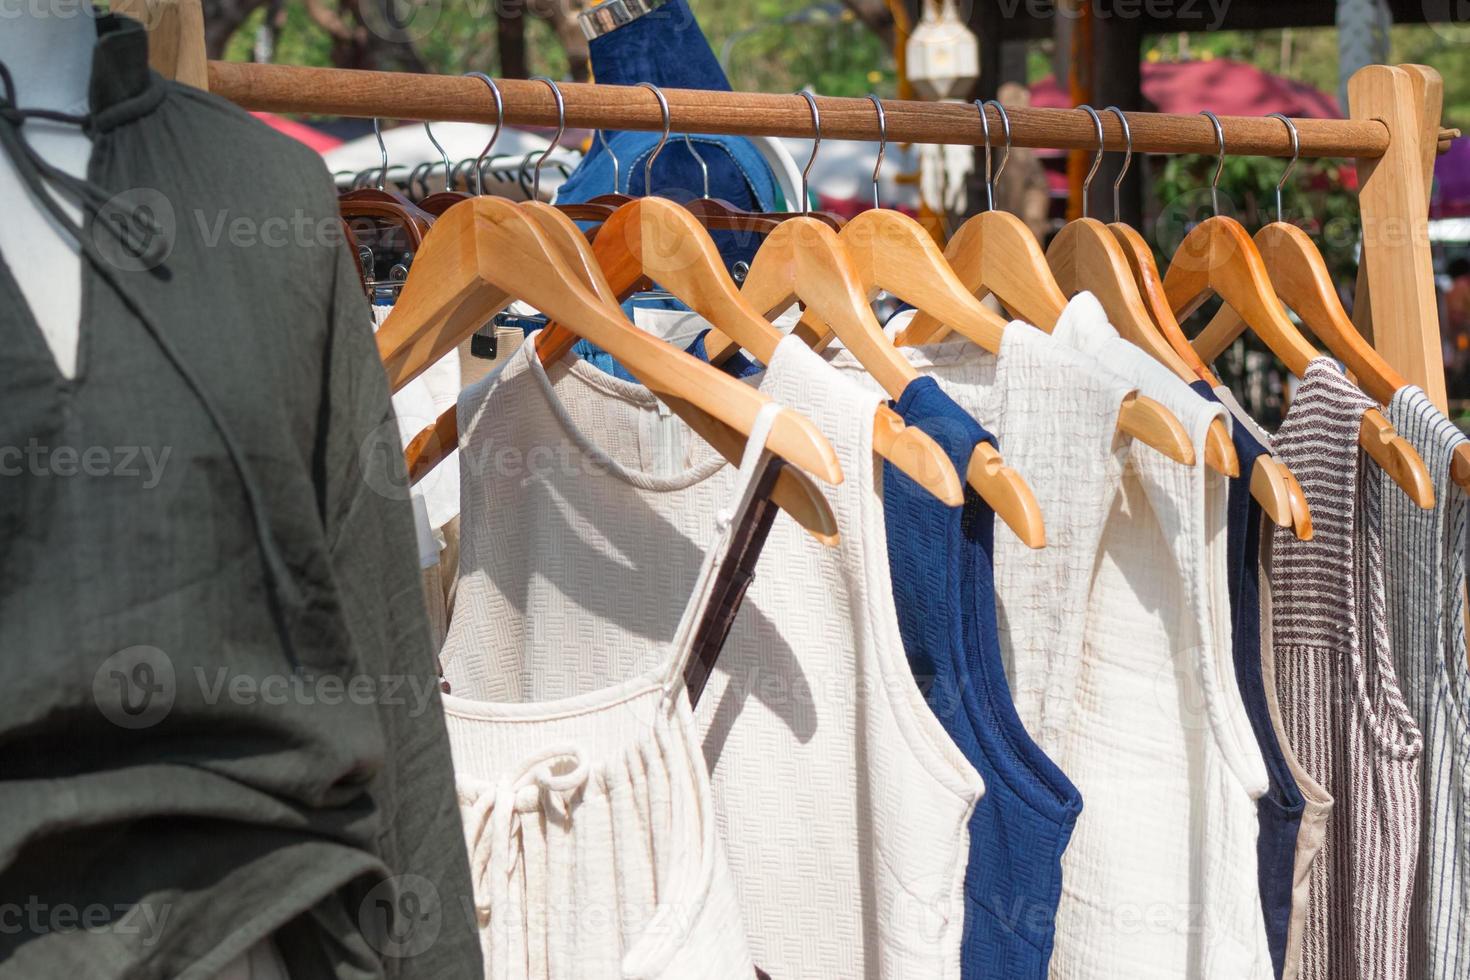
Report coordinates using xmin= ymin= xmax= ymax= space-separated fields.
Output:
xmin=2 ymin=13 xmax=289 ymax=978
xmin=0 ymin=6 xmax=96 ymax=378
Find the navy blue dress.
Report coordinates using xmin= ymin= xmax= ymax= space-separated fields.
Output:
xmin=883 ymin=378 xmax=1082 ymax=979
xmin=1191 ymin=381 xmax=1302 ymax=979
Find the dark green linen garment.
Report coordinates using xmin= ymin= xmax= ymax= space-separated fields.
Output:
xmin=0 ymin=15 xmax=479 ymax=979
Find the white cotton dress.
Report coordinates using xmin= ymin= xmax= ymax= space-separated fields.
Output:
xmin=437 ymin=395 xmax=787 ymax=980
xmin=442 ymin=334 xmax=982 ymax=980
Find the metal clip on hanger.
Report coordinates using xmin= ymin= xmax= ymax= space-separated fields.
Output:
xmin=1163 ymin=110 xmax=1434 ymax=509
xmin=895 ymin=98 xmax=1067 ymax=345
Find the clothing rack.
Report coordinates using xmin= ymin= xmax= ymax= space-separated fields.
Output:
xmin=124 ymin=0 xmax=1454 ymax=410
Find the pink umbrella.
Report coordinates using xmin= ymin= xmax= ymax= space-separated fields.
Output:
xmin=1435 ymin=138 xmax=1470 ymax=218
xmin=1032 ymin=59 xmax=1341 ymax=119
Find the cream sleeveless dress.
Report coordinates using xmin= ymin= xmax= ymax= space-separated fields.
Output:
xmin=886 ymin=295 xmax=1272 ymax=977
xmin=442 ymin=334 xmax=981 ymax=979
xmin=438 ymin=397 xmax=786 ymax=979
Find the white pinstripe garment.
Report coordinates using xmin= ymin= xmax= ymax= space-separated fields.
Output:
xmin=1269 ymin=360 xmax=1423 ymax=980
xmin=1381 ymin=385 xmax=1470 ymax=980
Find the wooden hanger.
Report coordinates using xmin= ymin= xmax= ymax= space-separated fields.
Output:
xmin=676 ymin=133 xmax=785 ymax=234
xmin=770 ymin=95 xmax=1045 ymax=546
xmin=548 ymin=87 xmax=960 ymax=507
xmin=736 ymin=213 xmax=963 ymax=506
xmin=1111 ymin=218 xmax=1305 ymax=534
xmin=402 ymin=197 xmax=668 ymax=484
xmin=404 ymin=195 xmax=775 ymax=478
xmin=375 ymin=194 xmax=844 ymax=541
xmin=555 ymin=126 xmax=625 ymax=222
xmin=339 ymin=118 xmax=435 ymax=244
xmin=896 ymin=101 xmax=1068 ymax=343
xmin=890 ymin=99 xmax=1193 ymax=469
xmin=1163 ymin=111 xmax=1433 ymax=510
xmin=412 ymin=121 xmax=472 ymax=215
xmin=1048 ymin=106 xmax=1237 ymax=478
xmin=1193 ymin=113 xmax=1470 ymax=497
xmin=1094 ymin=106 xmax=1304 ymax=534
xmin=533 ymin=85 xmax=789 ymax=369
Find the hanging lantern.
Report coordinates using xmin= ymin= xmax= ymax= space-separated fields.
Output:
xmin=905 ymin=0 xmax=979 ymax=102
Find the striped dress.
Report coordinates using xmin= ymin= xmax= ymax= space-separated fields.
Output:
xmin=1268 ymin=360 xmax=1423 ymax=980
xmin=1380 ymin=386 xmax=1470 ymax=979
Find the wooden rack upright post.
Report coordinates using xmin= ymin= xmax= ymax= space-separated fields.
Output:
xmin=122 ymin=0 xmax=1452 ymax=409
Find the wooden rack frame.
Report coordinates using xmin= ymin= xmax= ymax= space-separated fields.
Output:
xmin=122 ymin=0 xmax=1453 ymax=410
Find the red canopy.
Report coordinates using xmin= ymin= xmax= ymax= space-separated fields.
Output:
xmin=1032 ymin=59 xmax=1341 ymax=119
xmin=251 ymin=112 xmax=343 ymax=154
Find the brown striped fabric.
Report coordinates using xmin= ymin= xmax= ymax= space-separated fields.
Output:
xmin=1269 ymin=360 xmax=1423 ymax=980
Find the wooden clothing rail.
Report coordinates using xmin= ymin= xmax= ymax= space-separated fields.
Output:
xmin=209 ymin=62 xmax=1398 ymax=159
xmin=120 ymin=0 xmax=1452 ymax=409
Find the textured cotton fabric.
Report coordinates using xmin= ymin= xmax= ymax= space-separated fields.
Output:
xmin=883 ymin=295 xmax=1270 ymax=976
xmin=443 ymin=336 xmax=981 ymax=979
xmin=1219 ymin=384 xmax=1335 ymax=980
xmin=1269 ymin=359 xmax=1423 ymax=980
xmin=1050 ymin=296 xmax=1273 ymax=979
xmin=440 ymin=405 xmax=784 ymax=979
xmin=0 ymin=16 xmax=478 ymax=979
xmin=825 ymin=365 xmax=1082 ymax=980
xmin=877 ymin=306 xmax=1133 ymax=746
xmin=1193 ymin=381 xmax=1304 ymax=979
xmin=1380 ymin=385 xmax=1470 ymax=979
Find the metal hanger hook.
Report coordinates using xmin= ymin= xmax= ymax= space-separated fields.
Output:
xmin=598 ymin=129 xmax=621 ymax=193
xmin=1200 ymin=109 xmax=1225 ymax=217
xmin=975 ymin=99 xmax=993 ymax=212
xmin=983 ymin=99 xmax=1011 ymax=198
xmin=683 ymin=133 xmax=709 ymax=199
xmin=867 ymin=93 xmax=886 ymax=210
xmin=530 ymin=75 xmax=565 ymax=201
xmin=1078 ymin=105 xmax=1104 ymax=220
xmin=464 ymin=72 xmax=503 ymax=196
xmin=638 ymin=81 xmax=671 ymax=196
xmin=372 ymin=117 xmax=388 ymax=191
xmin=423 ymin=121 xmax=451 ymax=190
xmin=1267 ymin=112 xmax=1299 ymax=223
xmin=797 ymin=89 xmax=821 ymax=215
xmin=1103 ymin=105 xmax=1132 ymax=224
